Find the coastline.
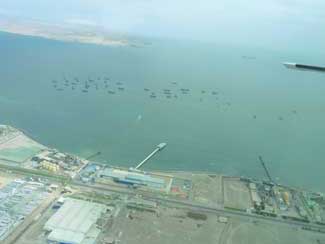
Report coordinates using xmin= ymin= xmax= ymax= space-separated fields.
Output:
xmin=0 ymin=16 xmax=130 ymax=47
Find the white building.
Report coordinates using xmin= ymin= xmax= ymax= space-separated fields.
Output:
xmin=44 ymin=198 xmax=107 ymax=244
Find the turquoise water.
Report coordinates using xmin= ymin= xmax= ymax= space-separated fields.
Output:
xmin=1 ymin=32 xmax=325 ymax=191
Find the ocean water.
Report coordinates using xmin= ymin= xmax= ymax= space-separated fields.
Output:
xmin=0 ymin=32 xmax=325 ymax=191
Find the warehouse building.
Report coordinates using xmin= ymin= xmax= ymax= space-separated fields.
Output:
xmin=44 ymin=198 xmax=107 ymax=244
xmin=98 ymin=168 xmax=166 ymax=189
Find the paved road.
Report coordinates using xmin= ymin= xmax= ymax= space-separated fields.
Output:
xmin=1 ymin=163 xmax=325 ymax=233
xmin=0 ymin=163 xmax=69 ymax=181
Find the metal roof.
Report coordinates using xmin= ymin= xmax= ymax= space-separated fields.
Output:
xmin=48 ymin=229 xmax=84 ymax=244
xmin=100 ymin=168 xmax=165 ymax=185
xmin=44 ymin=198 xmax=106 ymax=244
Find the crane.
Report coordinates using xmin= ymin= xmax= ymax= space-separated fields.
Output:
xmin=258 ymin=155 xmax=273 ymax=183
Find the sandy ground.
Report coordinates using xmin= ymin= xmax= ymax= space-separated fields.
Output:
xmin=106 ymin=204 xmax=325 ymax=244
xmin=222 ymin=219 xmax=325 ymax=244
xmin=0 ymin=133 xmax=45 ymax=163
xmin=109 ymin=206 xmax=226 ymax=244
xmin=191 ymin=174 xmax=223 ymax=206
xmin=223 ymin=178 xmax=252 ymax=210
xmin=0 ymin=134 xmax=44 ymax=150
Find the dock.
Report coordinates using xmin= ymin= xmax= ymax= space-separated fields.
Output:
xmin=134 ymin=143 xmax=167 ymax=170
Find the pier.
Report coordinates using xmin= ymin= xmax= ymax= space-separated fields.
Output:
xmin=134 ymin=143 xmax=167 ymax=170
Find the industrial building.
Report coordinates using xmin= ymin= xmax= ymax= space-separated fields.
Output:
xmin=44 ymin=198 xmax=107 ymax=244
xmin=40 ymin=160 xmax=60 ymax=172
xmin=98 ymin=168 xmax=166 ymax=189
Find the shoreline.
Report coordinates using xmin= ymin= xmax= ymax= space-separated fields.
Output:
xmin=0 ymin=16 xmax=131 ymax=47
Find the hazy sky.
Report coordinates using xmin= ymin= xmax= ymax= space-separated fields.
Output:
xmin=1 ymin=0 xmax=325 ymax=51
